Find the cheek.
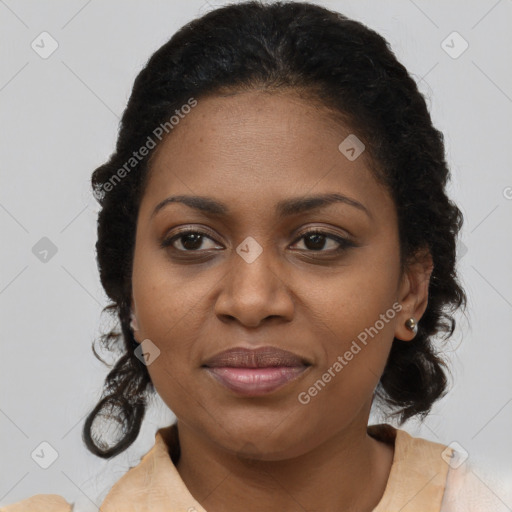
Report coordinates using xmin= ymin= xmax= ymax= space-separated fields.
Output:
xmin=131 ymin=245 xmax=220 ymax=405
xmin=295 ymin=296 xmax=397 ymax=427
xmin=293 ymin=244 xmax=401 ymax=400
xmin=132 ymin=237 xmax=210 ymax=341
xmin=300 ymin=241 xmax=401 ymax=338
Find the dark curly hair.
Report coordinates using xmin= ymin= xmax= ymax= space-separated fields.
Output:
xmin=83 ymin=0 xmax=466 ymax=458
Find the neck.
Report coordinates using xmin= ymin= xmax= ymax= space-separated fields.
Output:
xmin=174 ymin=408 xmax=394 ymax=512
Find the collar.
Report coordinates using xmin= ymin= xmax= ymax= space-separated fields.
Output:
xmin=99 ymin=423 xmax=450 ymax=511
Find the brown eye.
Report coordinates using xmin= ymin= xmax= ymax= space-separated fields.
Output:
xmin=160 ymin=228 xmax=355 ymax=257
xmin=161 ymin=230 xmax=221 ymax=252
xmin=292 ymin=229 xmax=355 ymax=253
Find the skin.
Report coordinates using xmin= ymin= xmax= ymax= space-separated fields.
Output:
xmin=130 ymin=89 xmax=433 ymax=511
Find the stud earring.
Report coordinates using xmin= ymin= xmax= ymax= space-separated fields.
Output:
xmin=405 ymin=317 xmax=418 ymax=336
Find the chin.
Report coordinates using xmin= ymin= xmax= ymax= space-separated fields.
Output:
xmin=208 ymin=414 xmax=315 ymax=461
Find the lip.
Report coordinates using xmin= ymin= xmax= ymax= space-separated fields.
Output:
xmin=202 ymin=346 xmax=312 ymax=396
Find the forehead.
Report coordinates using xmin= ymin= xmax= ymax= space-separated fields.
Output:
xmin=139 ymin=90 xmax=392 ymax=222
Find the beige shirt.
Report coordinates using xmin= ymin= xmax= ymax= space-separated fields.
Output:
xmin=1 ymin=423 xmax=507 ymax=511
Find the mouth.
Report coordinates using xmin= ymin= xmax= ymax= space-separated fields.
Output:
xmin=202 ymin=346 xmax=312 ymax=396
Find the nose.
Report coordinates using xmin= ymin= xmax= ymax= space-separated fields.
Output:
xmin=214 ymin=243 xmax=295 ymax=329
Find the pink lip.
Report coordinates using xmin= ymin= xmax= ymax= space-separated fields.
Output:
xmin=202 ymin=346 xmax=310 ymax=368
xmin=202 ymin=346 xmax=312 ymax=396
xmin=205 ymin=366 xmax=310 ymax=396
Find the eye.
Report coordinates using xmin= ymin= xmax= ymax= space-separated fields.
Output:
xmin=161 ymin=229 xmax=222 ymax=252
xmin=161 ymin=228 xmax=355 ymax=254
xmin=291 ymin=229 xmax=355 ymax=253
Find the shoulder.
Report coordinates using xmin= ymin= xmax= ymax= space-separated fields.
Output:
xmin=369 ymin=422 xmax=451 ymax=464
xmin=370 ymin=424 xmax=452 ymax=512
xmin=375 ymin=425 xmax=512 ymax=512
xmin=0 ymin=494 xmax=72 ymax=511
xmin=441 ymin=461 xmax=512 ymax=512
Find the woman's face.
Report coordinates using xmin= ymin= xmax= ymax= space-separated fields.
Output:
xmin=131 ymin=90 xmax=424 ymax=460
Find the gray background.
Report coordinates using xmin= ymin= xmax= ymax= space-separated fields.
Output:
xmin=1 ymin=0 xmax=511 ymax=509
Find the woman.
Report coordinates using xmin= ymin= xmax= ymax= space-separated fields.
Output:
xmin=2 ymin=1 xmax=504 ymax=510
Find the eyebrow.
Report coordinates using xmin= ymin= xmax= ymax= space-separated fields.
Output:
xmin=151 ymin=192 xmax=371 ymax=220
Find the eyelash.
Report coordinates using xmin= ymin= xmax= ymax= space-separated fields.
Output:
xmin=160 ymin=228 xmax=356 ymax=255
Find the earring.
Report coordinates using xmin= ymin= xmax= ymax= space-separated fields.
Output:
xmin=405 ymin=317 xmax=418 ymax=336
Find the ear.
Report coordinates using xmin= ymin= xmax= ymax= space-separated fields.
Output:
xmin=130 ymin=297 xmax=141 ymax=342
xmin=395 ymin=248 xmax=433 ymax=341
